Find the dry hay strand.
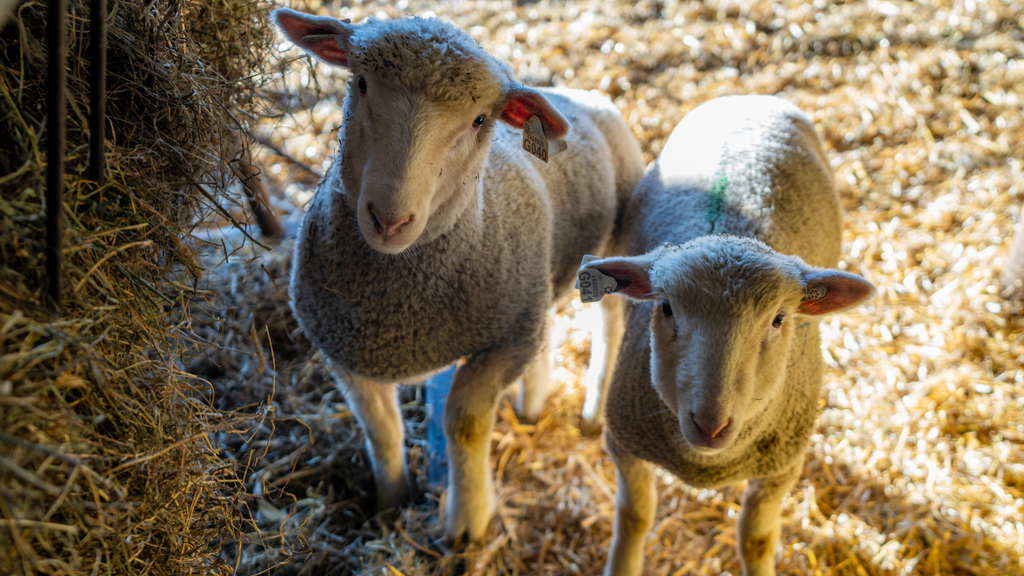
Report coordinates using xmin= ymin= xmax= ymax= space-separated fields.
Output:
xmin=204 ymin=0 xmax=1024 ymax=575
xmin=0 ymin=0 xmax=276 ymax=574
xmin=179 ymin=240 xmax=431 ymax=575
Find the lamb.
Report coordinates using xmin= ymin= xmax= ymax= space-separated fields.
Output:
xmin=0 ymin=0 xmax=18 ymax=30
xmin=271 ymin=8 xmax=644 ymax=543
xmin=576 ymin=95 xmax=876 ymax=576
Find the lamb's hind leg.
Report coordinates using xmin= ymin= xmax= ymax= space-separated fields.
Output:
xmin=333 ymin=371 xmax=411 ymax=512
xmin=736 ymin=460 xmax=803 ymax=576
xmin=603 ymin=432 xmax=656 ymax=576
xmin=516 ymin=308 xmax=554 ymax=423
xmin=582 ymin=294 xmax=623 ymax=431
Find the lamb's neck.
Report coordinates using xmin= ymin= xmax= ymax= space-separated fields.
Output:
xmin=418 ymin=169 xmax=486 ymax=246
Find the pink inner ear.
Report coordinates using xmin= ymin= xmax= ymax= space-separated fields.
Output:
xmin=274 ymin=11 xmax=349 ymax=67
xmin=277 ymin=12 xmax=329 ymax=37
xmin=593 ymin=263 xmax=654 ymax=299
xmin=798 ymin=277 xmax=875 ymax=315
xmin=501 ymin=96 xmax=566 ymax=136
xmin=301 ymin=36 xmax=348 ymax=67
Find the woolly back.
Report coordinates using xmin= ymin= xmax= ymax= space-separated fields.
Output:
xmin=631 ymin=94 xmax=841 ymax=269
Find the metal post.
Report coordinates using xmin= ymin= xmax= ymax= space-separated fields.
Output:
xmin=46 ymin=0 xmax=68 ymax=310
xmin=89 ymin=0 xmax=107 ymax=184
xmin=425 ymin=365 xmax=456 ymax=487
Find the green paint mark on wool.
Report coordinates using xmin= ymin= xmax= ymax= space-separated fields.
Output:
xmin=706 ymin=175 xmax=728 ymax=232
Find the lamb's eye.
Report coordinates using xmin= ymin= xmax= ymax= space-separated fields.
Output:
xmin=661 ymin=301 xmax=673 ymax=318
xmin=772 ymin=313 xmax=785 ymax=328
xmin=357 ymin=76 xmax=367 ymax=95
xmin=472 ymin=114 xmax=486 ymax=128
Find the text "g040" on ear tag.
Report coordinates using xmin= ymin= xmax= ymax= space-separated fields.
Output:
xmin=523 ymin=116 xmax=568 ymax=163
xmin=576 ymin=254 xmax=618 ymax=303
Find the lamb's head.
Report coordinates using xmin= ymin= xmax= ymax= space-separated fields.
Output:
xmin=272 ymin=9 xmax=570 ymax=254
xmin=580 ymin=237 xmax=875 ymax=454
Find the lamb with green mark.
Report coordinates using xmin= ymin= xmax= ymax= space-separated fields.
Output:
xmin=577 ymin=95 xmax=876 ymax=576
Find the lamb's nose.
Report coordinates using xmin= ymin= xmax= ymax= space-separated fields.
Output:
xmin=369 ymin=205 xmax=413 ymax=240
xmin=692 ymin=413 xmax=731 ymax=440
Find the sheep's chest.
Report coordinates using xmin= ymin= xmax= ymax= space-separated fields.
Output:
xmin=290 ymin=196 xmax=543 ymax=383
xmin=607 ymin=397 xmax=813 ymax=488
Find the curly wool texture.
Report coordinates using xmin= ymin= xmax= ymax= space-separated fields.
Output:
xmin=348 ymin=17 xmax=513 ymax=106
xmin=646 ymin=237 xmax=804 ymax=319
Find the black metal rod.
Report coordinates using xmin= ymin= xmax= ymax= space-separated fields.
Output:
xmin=89 ymin=0 xmax=107 ymax=184
xmin=46 ymin=0 xmax=68 ymax=310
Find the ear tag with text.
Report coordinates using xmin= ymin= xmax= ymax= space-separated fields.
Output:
xmin=523 ymin=116 xmax=568 ymax=162
xmin=576 ymin=254 xmax=618 ymax=303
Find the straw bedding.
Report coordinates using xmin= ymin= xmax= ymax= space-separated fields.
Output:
xmin=12 ymin=0 xmax=1024 ymax=574
xmin=204 ymin=1 xmax=1024 ymax=574
xmin=0 ymin=0 xmax=274 ymax=574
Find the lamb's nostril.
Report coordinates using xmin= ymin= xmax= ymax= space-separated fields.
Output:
xmin=691 ymin=413 xmax=732 ymax=440
xmin=390 ymin=214 xmax=413 ymax=230
xmin=708 ymin=418 xmax=731 ymax=438
xmin=369 ymin=205 xmax=413 ymax=240
xmin=369 ymin=206 xmax=382 ymax=233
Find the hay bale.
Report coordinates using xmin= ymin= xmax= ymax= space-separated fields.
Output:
xmin=0 ymin=0 xmax=274 ymax=574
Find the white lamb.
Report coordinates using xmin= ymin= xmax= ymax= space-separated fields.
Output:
xmin=577 ymin=95 xmax=875 ymax=576
xmin=271 ymin=9 xmax=644 ymax=542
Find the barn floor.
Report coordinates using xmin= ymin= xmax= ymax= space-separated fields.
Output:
xmin=190 ymin=0 xmax=1024 ymax=574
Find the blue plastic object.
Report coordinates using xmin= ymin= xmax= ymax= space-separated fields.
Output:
xmin=425 ymin=365 xmax=456 ymax=487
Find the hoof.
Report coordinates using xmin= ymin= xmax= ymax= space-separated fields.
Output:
xmin=516 ymin=406 xmax=543 ymax=425
xmin=579 ymin=413 xmax=605 ymax=437
xmin=514 ymin=380 xmax=548 ymax=425
xmin=444 ymin=508 xmax=493 ymax=546
xmin=443 ymin=486 xmax=495 ymax=545
xmin=444 ymin=522 xmax=490 ymax=550
xmin=372 ymin=504 xmax=402 ymax=526
xmin=374 ymin=476 xmax=414 ymax=515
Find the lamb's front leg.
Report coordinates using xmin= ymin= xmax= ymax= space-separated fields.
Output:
xmin=736 ymin=460 xmax=803 ymax=576
xmin=603 ymin=433 xmax=656 ymax=576
xmin=444 ymin=347 xmax=530 ymax=543
xmin=333 ymin=371 xmax=411 ymax=512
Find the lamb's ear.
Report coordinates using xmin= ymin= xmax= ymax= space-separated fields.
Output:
xmin=272 ymin=8 xmax=353 ymax=68
xmin=500 ymin=87 xmax=570 ymax=139
xmin=797 ymin=269 xmax=876 ymax=315
xmin=579 ymin=255 xmax=660 ymax=301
